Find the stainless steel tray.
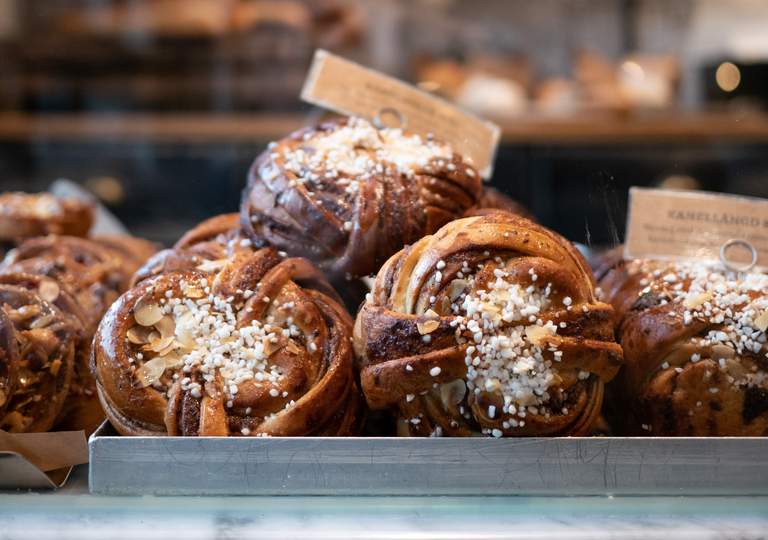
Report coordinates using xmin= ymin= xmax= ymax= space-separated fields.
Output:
xmin=88 ymin=422 xmax=768 ymax=496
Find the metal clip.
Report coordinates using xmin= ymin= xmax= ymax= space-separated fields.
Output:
xmin=373 ymin=107 xmax=406 ymax=130
xmin=719 ymin=238 xmax=758 ymax=273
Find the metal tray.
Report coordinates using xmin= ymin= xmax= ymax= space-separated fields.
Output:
xmin=88 ymin=422 xmax=768 ymax=496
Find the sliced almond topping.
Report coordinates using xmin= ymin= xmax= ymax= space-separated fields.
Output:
xmin=134 ymin=298 xmax=163 ymax=326
xmin=285 ymin=340 xmax=300 ymax=354
xmin=754 ymin=311 xmax=768 ymax=332
xmin=417 ymin=319 xmax=440 ymax=335
xmin=683 ymin=291 xmax=713 ymax=309
xmin=162 ymin=350 xmax=184 ymax=367
xmin=448 ymin=279 xmax=468 ymax=301
xmin=155 ymin=315 xmax=175 ymax=340
xmin=525 ymin=325 xmax=551 ymax=345
xmin=264 ymin=339 xmax=281 ymax=357
xmin=196 ymin=259 xmax=228 ymax=273
xmin=127 ymin=325 xmax=153 ymax=345
xmin=135 ymin=357 xmax=167 ymax=387
xmin=174 ymin=311 xmax=197 ymax=349
xmin=424 ymin=309 xmax=439 ymax=319
xmin=38 ymin=280 xmax=60 ymax=303
xmin=146 ymin=335 xmax=175 ymax=354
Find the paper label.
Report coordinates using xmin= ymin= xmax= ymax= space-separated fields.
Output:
xmin=301 ymin=49 xmax=500 ymax=178
xmin=625 ymin=187 xmax=768 ymax=268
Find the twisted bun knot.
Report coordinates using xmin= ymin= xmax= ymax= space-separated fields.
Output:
xmin=600 ymin=259 xmax=768 ymax=435
xmin=2 ymin=236 xmax=141 ymax=331
xmin=355 ymin=212 xmax=622 ymax=437
xmin=241 ymin=117 xmax=483 ymax=279
xmin=0 ymin=273 xmax=83 ymax=432
xmin=93 ymin=247 xmax=363 ymax=436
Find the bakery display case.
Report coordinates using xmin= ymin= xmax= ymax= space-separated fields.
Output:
xmin=1 ymin=1 xmax=768 ymax=539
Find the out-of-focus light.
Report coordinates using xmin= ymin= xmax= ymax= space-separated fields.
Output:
xmin=715 ymin=62 xmax=741 ymax=92
xmin=86 ymin=176 xmax=125 ymax=205
xmin=620 ymin=60 xmax=645 ymax=80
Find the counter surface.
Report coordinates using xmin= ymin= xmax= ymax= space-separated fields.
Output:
xmin=0 ymin=466 xmax=767 ymax=539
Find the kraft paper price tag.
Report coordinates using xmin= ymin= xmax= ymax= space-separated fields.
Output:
xmin=625 ymin=187 xmax=768 ymax=269
xmin=301 ymin=49 xmax=501 ymax=178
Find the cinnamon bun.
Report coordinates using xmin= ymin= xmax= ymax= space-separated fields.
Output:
xmin=93 ymin=247 xmax=363 ymax=436
xmin=354 ymin=211 xmax=622 ymax=437
xmin=241 ymin=117 xmax=483 ymax=280
xmin=600 ymin=257 xmax=768 ymax=436
xmin=0 ymin=273 xmax=83 ymax=432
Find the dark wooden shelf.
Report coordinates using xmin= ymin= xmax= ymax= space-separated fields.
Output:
xmin=0 ymin=111 xmax=767 ymax=144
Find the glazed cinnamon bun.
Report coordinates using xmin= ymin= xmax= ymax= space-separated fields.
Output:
xmin=241 ymin=117 xmax=483 ymax=280
xmin=93 ymin=247 xmax=363 ymax=436
xmin=600 ymin=257 xmax=768 ymax=436
xmin=354 ymin=211 xmax=622 ymax=437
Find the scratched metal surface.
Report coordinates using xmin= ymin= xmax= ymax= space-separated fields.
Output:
xmin=88 ymin=422 xmax=768 ymax=496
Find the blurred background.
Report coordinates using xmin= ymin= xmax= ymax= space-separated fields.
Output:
xmin=0 ymin=0 xmax=767 ymax=246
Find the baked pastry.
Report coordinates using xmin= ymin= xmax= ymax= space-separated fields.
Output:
xmin=0 ymin=234 xmax=157 ymax=433
xmin=2 ymin=236 xmax=137 ymax=330
xmin=241 ymin=117 xmax=483 ymax=279
xmin=0 ymin=193 xmax=93 ymax=253
xmin=0 ymin=273 xmax=84 ymax=432
xmin=92 ymin=235 xmax=161 ymax=274
xmin=599 ymin=257 xmax=768 ymax=435
xmin=93 ymin=247 xmax=363 ymax=436
xmin=467 ymin=187 xmax=533 ymax=220
xmin=354 ymin=211 xmax=622 ymax=436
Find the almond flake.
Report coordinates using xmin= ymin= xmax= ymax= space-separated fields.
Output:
xmin=417 ymin=319 xmax=440 ymax=335
xmin=134 ymin=299 xmax=163 ymax=326
xmin=135 ymin=357 xmax=167 ymax=387
xmin=683 ymin=291 xmax=713 ymax=309
xmin=38 ymin=280 xmax=60 ymax=303
xmin=754 ymin=311 xmax=768 ymax=332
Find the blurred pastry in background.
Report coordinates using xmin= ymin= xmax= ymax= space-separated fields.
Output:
xmin=573 ymin=50 xmax=679 ymax=113
xmin=0 ymin=193 xmax=93 ymax=253
xmin=415 ymin=54 xmax=530 ymax=117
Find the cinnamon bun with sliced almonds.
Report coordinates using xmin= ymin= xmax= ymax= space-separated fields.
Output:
xmin=93 ymin=247 xmax=363 ymax=436
xmin=0 ymin=273 xmax=83 ymax=432
xmin=354 ymin=211 xmax=622 ymax=437
xmin=600 ymin=258 xmax=768 ymax=436
xmin=0 ymin=234 xmax=157 ymax=433
xmin=1 ymin=236 xmax=143 ymax=331
xmin=241 ymin=117 xmax=483 ymax=280
xmin=0 ymin=192 xmax=94 ymax=247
